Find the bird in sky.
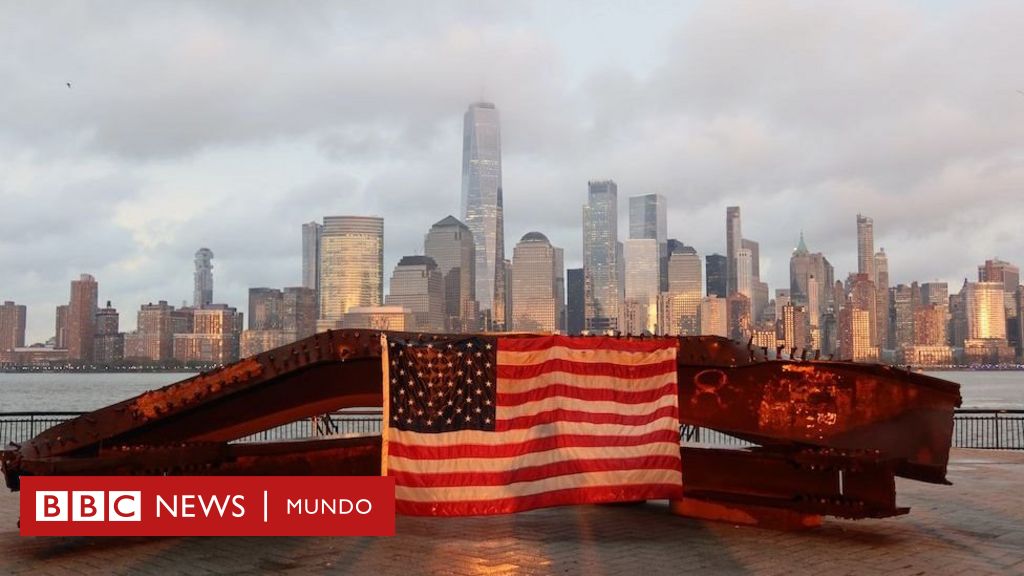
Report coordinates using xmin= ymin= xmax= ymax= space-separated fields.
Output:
xmin=66 ymin=82 xmax=71 ymax=89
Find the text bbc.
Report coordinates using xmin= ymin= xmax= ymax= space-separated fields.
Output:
xmin=36 ymin=491 xmax=142 ymax=522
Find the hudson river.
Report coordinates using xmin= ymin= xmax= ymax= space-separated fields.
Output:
xmin=1 ymin=370 xmax=1023 ymax=412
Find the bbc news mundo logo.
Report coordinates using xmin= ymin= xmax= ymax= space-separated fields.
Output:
xmin=20 ymin=476 xmax=394 ymax=537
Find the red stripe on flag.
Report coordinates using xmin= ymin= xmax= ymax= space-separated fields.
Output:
xmin=396 ymin=484 xmax=684 ymax=516
xmin=497 ymin=405 xmax=679 ymax=432
xmin=497 ymin=358 xmax=678 ymax=380
xmin=498 ymin=381 xmax=679 ymax=407
xmin=498 ymin=335 xmax=680 ymax=353
xmin=388 ymin=429 xmax=681 ymax=460
xmin=390 ymin=455 xmax=682 ymax=488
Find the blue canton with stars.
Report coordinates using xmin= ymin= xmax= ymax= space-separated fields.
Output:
xmin=387 ymin=335 xmax=498 ymax=433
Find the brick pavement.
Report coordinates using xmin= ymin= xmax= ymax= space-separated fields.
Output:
xmin=1 ymin=449 xmax=1023 ymax=575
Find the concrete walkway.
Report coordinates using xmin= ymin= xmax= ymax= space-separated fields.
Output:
xmin=2 ymin=449 xmax=1023 ymax=575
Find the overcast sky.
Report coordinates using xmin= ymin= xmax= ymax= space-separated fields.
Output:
xmin=2 ymin=0 xmax=1023 ymax=343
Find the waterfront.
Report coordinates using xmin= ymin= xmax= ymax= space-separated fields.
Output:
xmin=0 ymin=370 xmax=1022 ymax=412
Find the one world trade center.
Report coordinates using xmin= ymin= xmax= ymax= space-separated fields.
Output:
xmin=461 ymin=102 xmax=505 ymax=329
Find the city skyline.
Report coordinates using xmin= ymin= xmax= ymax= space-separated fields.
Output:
xmin=2 ymin=2 xmax=1024 ymax=343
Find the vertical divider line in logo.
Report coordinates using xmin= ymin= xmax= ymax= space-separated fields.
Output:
xmin=263 ymin=490 xmax=268 ymax=523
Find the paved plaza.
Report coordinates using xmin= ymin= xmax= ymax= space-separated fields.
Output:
xmin=1 ymin=448 xmax=1023 ymax=575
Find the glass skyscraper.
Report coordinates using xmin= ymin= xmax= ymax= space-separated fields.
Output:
xmin=583 ymin=180 xmax=620 ymax=332
xmin=193 ymin=248 xmax=214 ymax=308
xmin=461 ymin=102 xmax=505 ymax=329
xmin=318 ymin=216 xmax=383 ymax=322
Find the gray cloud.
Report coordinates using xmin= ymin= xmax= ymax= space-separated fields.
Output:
xmin=1 ymin=0 xmax=1023 ymax=342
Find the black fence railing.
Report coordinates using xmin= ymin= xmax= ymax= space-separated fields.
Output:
xmin=2 ymin=410 xmax=1023 ymax=451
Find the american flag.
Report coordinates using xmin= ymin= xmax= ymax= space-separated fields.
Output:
xmin=382 ymin=334 xmax=683 ymax=516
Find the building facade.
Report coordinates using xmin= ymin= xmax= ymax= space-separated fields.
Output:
xmin=386 ymin=256 xmax=445 ymax=333
xmin=461 ymin=102 xmax=505 ymax=329
xmin=0 ymin=301 xmax=27 ymax=352
xmin=193 ymin=248 xmax=214 ymax=308
xmin=583 ymin=180 xmax=620 ymax=332
xmin=318 ymin=216 xmax=384 ymax=322
xmin=424 ymin=215 xmax=477 ymax=332
xmin=302 ymin=221 xmax=322 ymax=295
xmin=67 ymin=274 xmax=98 ymax=362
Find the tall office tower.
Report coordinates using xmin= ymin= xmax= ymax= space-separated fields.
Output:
xmin=700 ymin=296 xmax=728 ymax=337
xmin=741 ymin=239 xmax=760 ymax=280
xmin=193 ymin=248 xmax=214 ymax=308
xmin=461 ymin=102 xmax=504 ymax=328
xmin=55 ymin=305 xmax=69 ymax=349
xmin=386 ymin=256 xmax=445 ymax=333
xmin=510 ymin=233 xmax=562 ymax=333
xmin=248 ymin=288 xmax=284 ymax=330
xmin=629 ymin=194 xmax=667 ymax=243
xmin=856 ymin=214 xmax=875 ymax=283
xmin=843 ymin=273 xmax=879 ymax=361
xmin=94 ymin=301 xmax=123 ymax=364
xmin=583 ymin=180 xmax=620 ymax=332
xmin=741 ymin=238 xmax=767 ymax=324
xmin=629 ymin=194 xmax=667 ymax=290
xmin=780 ymin=303 xmax=810 ymax=351
xmin=282 ymin=287 xmax=318 ymax=339
xmin=623 ymin=238 xmax=660 ymax=334
xmin=774 ymin=289 xmax=792 ymax=326
xmin=892 ymin=284 xmax=916 ymax=352
xmin=302 ymin=222 xmax=322 ymax=293
xmin=665 ymin=244 xmax=702 ymax=336
xmin=0 ymin=301 xmax=27 ymax=351
xmin=978 ymin=259 xmax=1021 ymax=352
xmin=735 ymin=248 xmax=753 ymax=299
xmin=964 ymin=281 xmax=1007 ymax=340
xmin=807 ymin=275 xmax=820 ymax=349
xmin=726 ymin=294 xmax=752 ymax=341
xmin=566 ymin=268 xmax=585 ymax=334
xmin=67 ymin=274 xmax=98 ymax=362
xmin=705 ymin=254 xmax=727 ymax=298
xmin=874 ymin=249 xmax=890 ymax=349
xmin=949 ymin=292 xmax=968 ymax=348
xmin=961 ymin=280 xmax=1015 ymax=364
xmin=318 ymin=216 xmax=384 ymax=323
xmin=790 ymin=233 xmax=835 ymax=318
xmin=726 ymin=206 xmax=742 ymax=295
xmin=425 ymin=215 xmax=477 ymax=332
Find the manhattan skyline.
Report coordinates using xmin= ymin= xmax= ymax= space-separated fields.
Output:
xmin=2 ymin=2 xmax=1023 ymax=344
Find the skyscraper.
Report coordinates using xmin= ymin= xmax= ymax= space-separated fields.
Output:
xmin=386 ymin=256 xmax=445 ymax=333
xmin=583 ymin=180 xmax=620 ymax=332
xmin=54 ymin=304 xmax=68 ymax=349
xmin=94 ymin=301 xmax=123 ymax=365
xmin=461 ymin=102 xmax=504 ymax=328
xmin=193 ymin=248 xmax=214 ymax=308
xmin=856 ymin=214 xmax=875 ymax=282
xmin=282 ymin=287 xmax=318 ymax=340
xmin=623 ymin=238 xmax=660 ymax=334
xmin=424 ymin=215 xmax=476 ymax=332
xmin=0 ymin=301 xmax=26 ymax=351
xmin=318 ymin=216 xmax=384 ymax=324
xmin=511 ymin=232 xmax=562 ymax=333
xmin=665 ymin=244 xmax=702 ymax=336
xmin=248 ymin=288 xmax=284 ymax=330
xmin=67 ymin=274 xmax=98 ymax=362
xmin=630 ymin=194 xmax=668 ymax=292
xmin=705 ymin=254 xmax=727 ymax=298
xmin=874 ymin=248 xmax=890 ymax=349
xmin=700 ymin=297 xmax=728 ymax=337
xmin=566 ymin=268 xmax=585 ymax=335
xmin=726 ymin=206 xmax=742 ymax=295
xmin=302 ymin=221 xmax=322 ymax=294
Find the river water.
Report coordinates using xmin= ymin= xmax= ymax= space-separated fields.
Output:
xmin=0 ymin=370 xmax=1022 ymax=412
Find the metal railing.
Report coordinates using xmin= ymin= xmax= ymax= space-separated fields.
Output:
xmin=2 ymin=410 xmax=1023 ymax=450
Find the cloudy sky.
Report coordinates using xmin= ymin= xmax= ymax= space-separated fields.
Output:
xmin=2 ymin=1 xmax=1023 ymax=343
